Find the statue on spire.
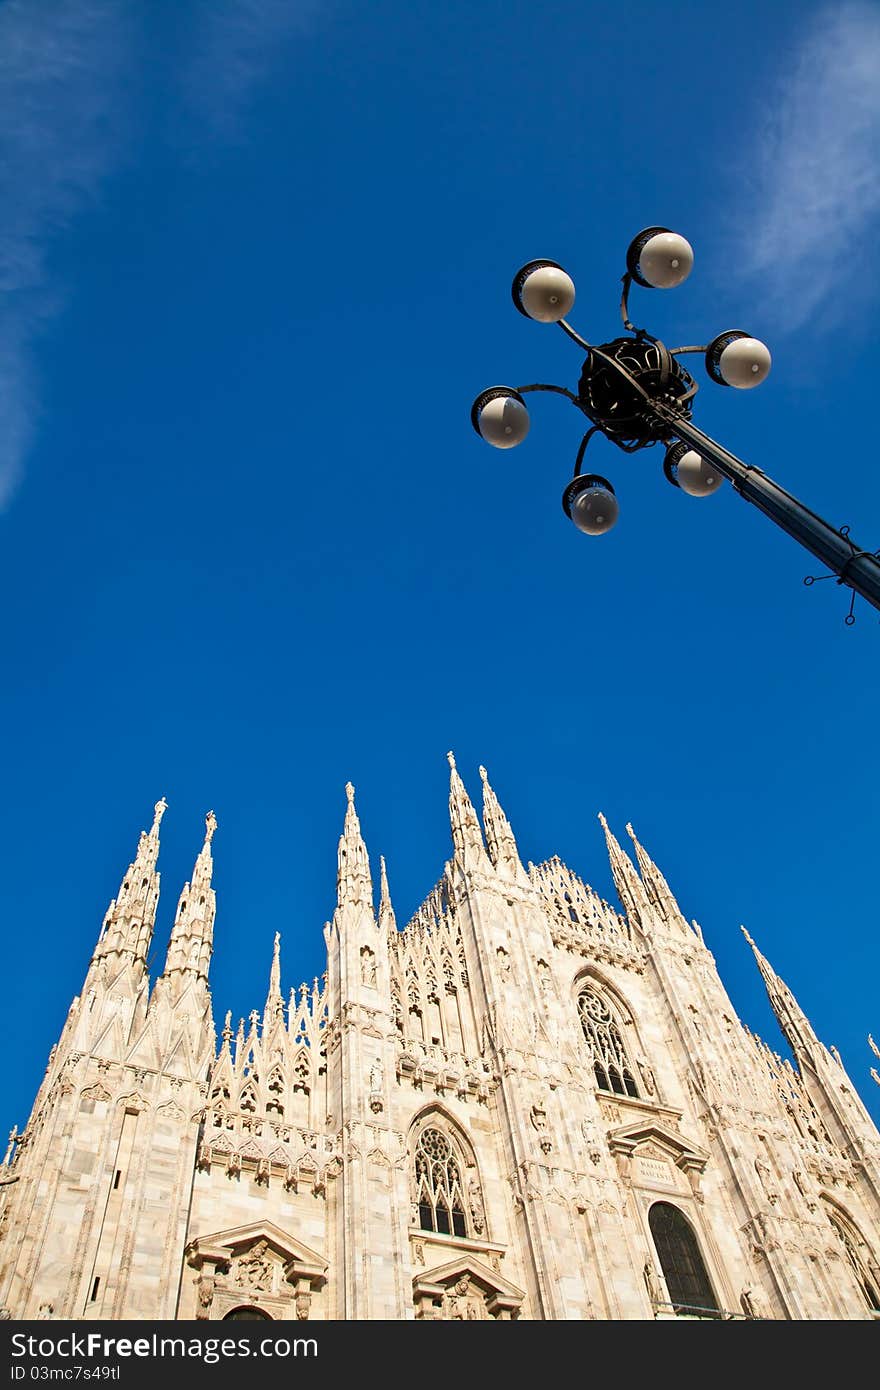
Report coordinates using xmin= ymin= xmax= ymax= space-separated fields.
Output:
xmin=151 ymin=797 xmax=168 ymax=836
xmin=479 ymin=764 xmax=521 ymax=875
xmin=204 ymin=811 xmax=217 ymax=846
xmin=336 ymin=782 xmax=372 ymax=910
xmin=447 ymin=752 xmax=486 ymax=862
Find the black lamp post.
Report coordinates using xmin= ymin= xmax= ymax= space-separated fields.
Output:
xmin=471 ymin=229 xmax=880 ymax=620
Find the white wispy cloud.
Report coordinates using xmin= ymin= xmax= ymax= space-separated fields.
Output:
xmin=0 ymin=0 xmax=136 ymax=509
xmin=730 ymin=2 xmax=880 ymax=331
xmin=0 ymin=0 xmax=318 ymax=512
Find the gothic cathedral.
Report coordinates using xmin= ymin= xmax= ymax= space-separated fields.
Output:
xmin=2 ymin=757 xmax=879 ymax=1321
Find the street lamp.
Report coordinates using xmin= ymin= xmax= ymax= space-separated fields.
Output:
xmin=472 ymin=228 xmax=880 ymax=619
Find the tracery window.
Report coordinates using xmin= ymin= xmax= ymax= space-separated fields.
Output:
xmin=648 ymin=1202 xmax=719 ymax=1318
xmin=415 ymin=1127 xmax=468 ymax=1238
xmin=577 ymin=985 xmax=639 ymax=1097
xmin=829 ymin=1215 xmax=880 ymax=1313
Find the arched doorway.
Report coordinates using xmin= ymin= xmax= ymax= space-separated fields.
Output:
xmin=222 ymin=1306 xmax=273 ymax=1320
xmin=648 ymin=1202 xmax=719 ymax=1318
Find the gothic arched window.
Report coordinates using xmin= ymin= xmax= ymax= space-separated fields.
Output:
xmin=649 ymin=1202 xmax=719 ymax=1317
xmin=577 ymin=985 xmax=640 ymax=1097
xmin=829 ymin=1214 xmax=880 ymax=1313
xmin=414 ymin=1127 xmax=468 ymax=1238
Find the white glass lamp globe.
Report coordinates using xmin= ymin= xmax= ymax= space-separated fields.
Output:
xmin=563 ymin=475 xmax=619 ymax=535
xmin=718 ymin=335 xmax=771 ymax=389
xmin=672 ymin=447 xmax=723 ymax=497
xmin=512 ymin=260 xmax=576 ymax=323
xmin=627 ymin=228 xmax=694 ymax=289
xmin=471 ymin=388 xmax=530 ymax=448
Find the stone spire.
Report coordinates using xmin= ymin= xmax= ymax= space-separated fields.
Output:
xmin=598 ymin=813 xmax=646 ymax=927
xmin=337 ymin=783 xmax=373 ymax=909
xmin=447 ymin=752 xmax=486 ymax=862
xmin=160 ymin=811 xmax=217 ymax=987
xmin=741 ymin=926 xmax=823 ymax=1064
xmin=625 ymin=822 xmax=687 ymax=927
xmin=263 ymin=931 xmax=285 ymax=1029
xmin=479 ymin=765 xmax=522 ymax=875
xmin=378 ymin=855 xmax=397 ymax=931
xmin=93 ymin=797 xmax=167 ymax=971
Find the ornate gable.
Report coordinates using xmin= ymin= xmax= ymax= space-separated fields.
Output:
xmin=185 ymin=1221 xmax=327 ymax=1321
xmin=413 ymin=1255 xmax=525 ymax=1320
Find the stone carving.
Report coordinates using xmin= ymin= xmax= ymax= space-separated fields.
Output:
xmin=535 ymin=961 xmax=552 ymax=1002
xmin=3 ymin=1128 xmax=18 ymax=1167
xmin=643 ymin=1261 xmax=661 ymax=1306
xmin=196 ymin=1276 xmax=215 ymax=1320
xmin=636 ymin=1058 xmax=656 ymax=1097
xmin=468 ymin=1175 xmax=485 ymax=1235
xmin=442 ymin=1275 xmax=484 ymax=1320
xmin=754 ymin=1152 xmax=779 ymax=1205
xmin=236 ymin=1241 xmax=274 ymax=1293
xmin=360 ymin=948 xmax=377 ymax=988
xmin=369 ymin=1058 xmax=384 ymax=1113
xmin=530 ymin=1101 xmax=553 ymax=1154
xmin=740 ymin=1286 xmax=768 ymax=1319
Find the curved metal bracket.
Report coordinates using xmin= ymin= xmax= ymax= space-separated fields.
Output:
xmin=573 ymin=426 xmax=602 ymax=477
xmin=556 ymin=319 xmax=592 ymax=352
xmin=516 ymin=383 xmax=579 ymax=404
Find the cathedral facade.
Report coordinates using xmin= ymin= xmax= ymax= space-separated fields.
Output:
xmin=2 ymin=757 xmax=879 ymax=1321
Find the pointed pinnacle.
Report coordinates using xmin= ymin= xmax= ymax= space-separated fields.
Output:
xmin=265 ymin=930 xmax=282 ymax=1011
xmin=380 ymin=854 xmax=391 ymax=903
xmin=151 ymin=797 xmax=168 ymax=836
xmin=741 ymin=924 xmax=757 ymax=949
xmin=447 ymin=750 xmax=456 ymax=769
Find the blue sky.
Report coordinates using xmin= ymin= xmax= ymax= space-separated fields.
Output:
xmin=2 ymin=0 xmax=880 ymax=1131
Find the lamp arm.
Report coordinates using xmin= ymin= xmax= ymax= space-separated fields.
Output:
xmin=556 ymin=319 xmax=592 ymax=352
xmin=516 ymin=383 xmax=580 ymax=404
xmin=586 ymin=345 xmax=880 ymax=613
xmin=667 ymin=416 xmax=880 ymax=613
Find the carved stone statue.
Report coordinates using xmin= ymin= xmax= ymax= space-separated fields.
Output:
xmin=643 ymin=1261 xmax=661 ymax=1306
xmin=196 ymin=1276 xmax=214 ymax=1320
xmin=636 ymin=1058 xmax=656 ymax=1097
xmin=361 ymin=948 xmax=377 ymax=988
xmin=754 ymin=1153 xmax=778 ymax=1204
xmin=740 ymin=1286 xmax=768 ymax=1319
xmin=443 ymin=1275 xmax=485 ymax=1321
xmin=468 ymin=1175 xmax=485 ymax=1235
xmin=237 ymin=1240 xmax=273 ymax=1292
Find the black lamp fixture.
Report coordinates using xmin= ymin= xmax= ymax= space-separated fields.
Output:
xmin=472 ymin=229 xmax=880 ymax=619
